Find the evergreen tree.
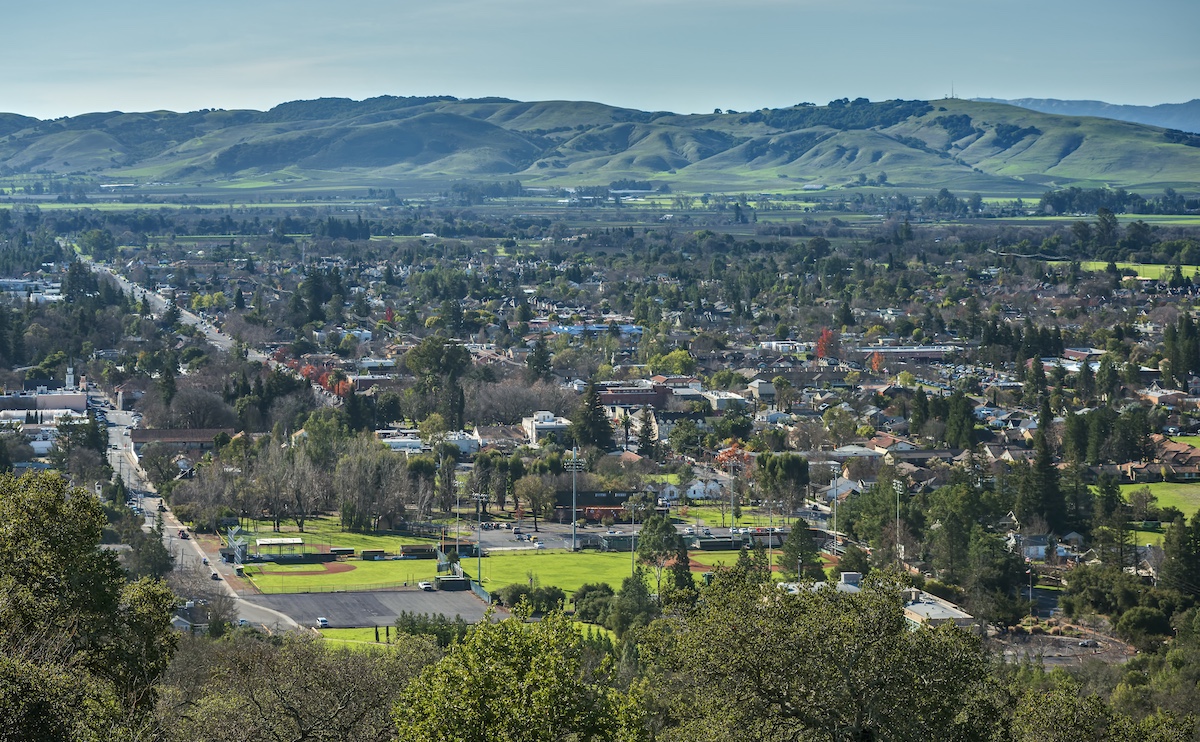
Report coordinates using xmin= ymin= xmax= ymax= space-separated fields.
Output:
xmin=1159 ymin=513 xmax=1200 ymax=597
xmin=836 ymin=301 xmax=854 ymax=327
xmin=1076 ymin=357 xmax=1095 ymax=402
xmin=1033 ymin=431 xmax=1065 ymax=531
xmin=780 ymin=518 xmax=825 ymax=580
xmin=910 ymin=387 xmax=929 ymax=436
xmin=636 ymin=406 xmax=656 ymax=459
xmin=570 ymin=380 xmax=615 ymax=451
xmin=944 ymin=391 xmax=976 ymax=449
xmin=1093 ymin=473 xmax=1122 ymax=522
xmin=525 ymin=333 xmax=552 ymax=384
xmin=1096 ymin=355 xmax=1119 ymax=403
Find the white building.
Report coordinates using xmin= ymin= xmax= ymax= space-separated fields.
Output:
xmin=521 ymin=411 xmax=572 ymax=447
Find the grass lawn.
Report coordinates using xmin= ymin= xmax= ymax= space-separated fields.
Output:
xmin=1120 ymin=482 xmax=1200 ymax=517
xmin=1133 ymin=529 xmax=1165 ymax=547
xmin=243 ymin=557 xmax=439 ymax=594
xmin=316 ymin=627 xmax=418 ymax=649
xmin=1171 ymin=435 xmax=1200 ymax=449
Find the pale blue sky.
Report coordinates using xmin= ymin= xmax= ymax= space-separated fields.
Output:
xmin=3 ymin=0 xmax=1196 ymax=118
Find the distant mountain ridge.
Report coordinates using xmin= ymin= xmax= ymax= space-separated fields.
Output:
xmin=975 ymin=98 xmax=1200 ymax=134
xmin=2 ymin=96 xmax=1199 ymax=193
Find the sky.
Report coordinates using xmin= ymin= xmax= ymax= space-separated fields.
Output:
xmin=3 ymin=0 xmax=1197 ymax=119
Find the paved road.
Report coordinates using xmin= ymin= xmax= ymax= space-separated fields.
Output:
xmin=86 ymin=261 xmax=338 ymax=407
xmin=90 ymin=387 xmax=299 ymax=629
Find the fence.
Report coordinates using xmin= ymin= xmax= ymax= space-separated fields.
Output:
xmin=470 ymin=580 xmax=492 ymax=604
xmin=254 ymin=580 xmax=413 ymax=594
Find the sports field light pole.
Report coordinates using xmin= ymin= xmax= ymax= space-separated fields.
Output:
xmin=455 ymin=480 xmax=462 ymax=557
xmin=565 ymin=447 xmax=586 ymax=551
xmin=630 ymin=503 xmax=636 ymax=578
xmin=472 ymin=492 xmax=487 ymax=584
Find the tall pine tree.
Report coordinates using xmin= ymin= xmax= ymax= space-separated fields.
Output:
xmin=571 ymin=380 xmax=615 ymax=451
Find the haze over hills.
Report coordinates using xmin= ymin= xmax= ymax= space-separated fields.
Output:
xmin=975 ymin=98 xmax=1200 ymax=136
xmin=2 ymin=96 xmax=1199 ymax=194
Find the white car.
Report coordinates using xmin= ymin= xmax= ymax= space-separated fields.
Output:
xmin=317 ymin=617 xmax=330 ymax=628
xmin=418 ymin=581 xmax=434 ymax=591
xmin=683 ymin=527 xmax=695 ymax=536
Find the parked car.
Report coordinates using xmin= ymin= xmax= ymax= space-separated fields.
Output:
xmin=418 ymin=581 xmax=434 ymax=591
xmin=683 ymin=527 xmax=695 ymax=536
xmin=210 ymin=572 xmax=220 ymax=581
xmin=317 ymin=617 xmax=330 ymax=628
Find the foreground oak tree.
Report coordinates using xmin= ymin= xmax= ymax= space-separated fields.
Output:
xmin=0 ymin=471 xmax=177 ymax=740
xmin=639 ymin=552 xmax=1003 ymax=741
xmin=394 ymin=607 xmax=643 ymax=741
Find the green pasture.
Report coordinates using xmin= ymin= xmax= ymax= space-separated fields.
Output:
xmin=243 ymin=557 xmax=439 ymax=594
xmin=1120 ymin=482 xmax=1200 ymax=517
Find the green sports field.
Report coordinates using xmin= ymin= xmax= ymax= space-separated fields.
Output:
xmin=1120 ymin=482 xmax=1200 ymax=518
xmin=1050 ymin=261 xmax=1200 ymax=280
xmin=243 ymin=557 xmax=439 ymax=594
xmin=236 ymin=516 xmax=443 ymax=554
xmin=473 ymin=549 xmax=642 ymax=596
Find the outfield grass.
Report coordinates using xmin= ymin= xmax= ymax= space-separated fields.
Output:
xmin=239 ymin=516 xmax=442 ymax=553
xmin=671 ymin=505 xmax=795 ymax=529
xmin=1120 ymin=482 xmax=1200 ymax=517
xmin=474 ymin=550 xmax=640 ymax=596
xmin=243 ymin=557 xmax=439 ymax=594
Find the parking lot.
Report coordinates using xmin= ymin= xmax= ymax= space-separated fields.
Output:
xmin=243 ymin=588 xmax=492 ymax=628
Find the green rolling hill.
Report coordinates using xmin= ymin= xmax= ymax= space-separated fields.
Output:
xmin=1 ymin=95 xmax=1198 ymax=194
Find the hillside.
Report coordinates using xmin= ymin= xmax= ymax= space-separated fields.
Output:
xmin=977 ymin=97 xmax=1200 ymax=135
xmin=2 ymin=96 xmax=1199 ymax=193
